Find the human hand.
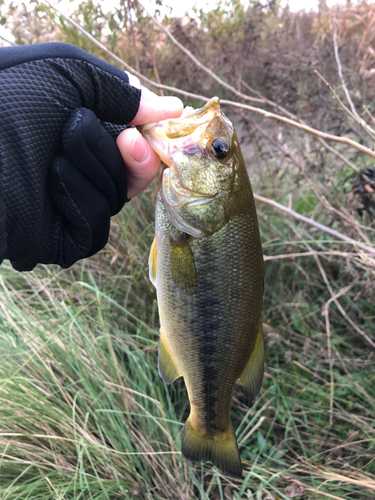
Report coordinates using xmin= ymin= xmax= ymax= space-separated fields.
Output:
xmin=117 ymin=87 xmax=183 ymax=199
xmin=0 ymin=42 xmax=182 ymax=271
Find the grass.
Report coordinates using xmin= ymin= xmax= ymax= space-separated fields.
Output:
xmin=0 ymin=125 xmax=375 ymax=499
xmin=1 ymin=0 xmax=375 ymax=494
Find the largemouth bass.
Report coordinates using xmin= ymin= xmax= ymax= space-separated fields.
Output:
xmin=141 ymin=97 xmax=264 ymax=478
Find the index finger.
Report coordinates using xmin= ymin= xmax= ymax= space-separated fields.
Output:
xmin=129 ymin=87 xmax=183 ymax=126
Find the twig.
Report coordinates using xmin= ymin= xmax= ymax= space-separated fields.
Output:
xmin=323 ymin=282 xmax=358 ymax=426
xmin=139 ymin=2 xmax=265 ymax=105
xmin=44 ymin=1 xmax=375 ymax=165
xmin=319 ymin=139 xmax=360 ymax=173
xmin=307 ymin=243 xmax=375 ymax=349
xmin=144 ymin=4 xmax=375 ymax=162
xmin=314 ymin=69 xmax=358 ymax=123
xmin=223 ymin=100 xmax=375 ymax=160
xmin=254 ymin=194 xmax=375 ymax=255
xmin=263 ymin=251 xmax=371 ymax=261
xmin=320 ymin=195 xmax=375 ymax=238
xmin=239 ymin=416 xmax=266 ymax=445
xmin=248 ymin=118 xmax=304 ymax=171
xmin=333 ymin=28 xmax=375 ymax=140
xmin=333 ymin=28 xmax=361 ymax=119
xmin=248 ymin=115 xmax=330 ymax=202
xmin=242 ymin=78 xmax=360 ymax=173
xmin=363 ymin=105 xmax=375 ymax=126
xmin=241 ymin=79 xmax=277 ymax=111
xmin=43 ymin=0 xmax=210 ymax=102
xmin=0 ymin=34 xmax=17 ymax=46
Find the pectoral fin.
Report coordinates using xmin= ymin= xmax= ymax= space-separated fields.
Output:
xmin=158 ymin=332 xmax=182 ymax=384
xmin=239 ymin=320 xmax=264 ymax=400
xmin=148 ymin=237 xmax=157 ymax=287
xmin=170 ymin=236 xmax=197 ymax=292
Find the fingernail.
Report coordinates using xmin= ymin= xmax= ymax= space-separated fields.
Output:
xmin=131 ymin=135 xmax=149 ymax=163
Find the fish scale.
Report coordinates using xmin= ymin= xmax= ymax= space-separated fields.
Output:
xmin=141 ymin=97 xmax=264 ymax=478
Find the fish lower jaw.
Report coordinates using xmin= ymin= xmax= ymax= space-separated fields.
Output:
xmin=140 ymin=121 xmax=158 ymax=131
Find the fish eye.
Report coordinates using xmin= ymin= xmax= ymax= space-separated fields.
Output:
xmin=210 ymin=138 xmax=230 ymax=160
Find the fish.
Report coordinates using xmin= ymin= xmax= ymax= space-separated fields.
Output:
xmin=141 ymin=97 xmax=264 ymax=478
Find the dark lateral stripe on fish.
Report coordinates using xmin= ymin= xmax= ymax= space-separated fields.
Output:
xmin=196 ymin=241 xmax=222 ymax=432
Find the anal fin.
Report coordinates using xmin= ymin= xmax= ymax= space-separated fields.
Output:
xmin=158 ymin=332 xmax=182 ymax=384
xmin=239 ymin=319 xmax=264 ymax=400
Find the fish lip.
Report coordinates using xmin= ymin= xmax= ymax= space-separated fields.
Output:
xmin=181 ymin=97 xmax=220 ymax=119
xmin=141 ymin=97 xmax=220 ymax=144
xmin=140 ymin=121 xmax=158 ymax=132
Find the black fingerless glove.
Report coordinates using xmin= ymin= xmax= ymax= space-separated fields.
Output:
xmin=0 ymin=43 xmax=141 ymax=271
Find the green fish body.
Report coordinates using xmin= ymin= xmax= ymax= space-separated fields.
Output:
xmin=142 ymin=97 xmax=264 ymax=478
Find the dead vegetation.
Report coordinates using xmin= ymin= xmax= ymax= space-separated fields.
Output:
xmin=0 ymin=0 xmax=374 ymax=498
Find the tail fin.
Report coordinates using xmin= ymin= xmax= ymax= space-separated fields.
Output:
xmin=181 ymin=417 xmax=242 ymax=478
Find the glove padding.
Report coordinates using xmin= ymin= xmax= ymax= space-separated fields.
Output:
xmin=0 ymin=43 xmax=141 ymax=270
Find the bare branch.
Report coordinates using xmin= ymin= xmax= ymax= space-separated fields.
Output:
xmin=254 ymin=194 xmax=375 ymax=255
xmin=320 ymin=195 xmax=375 ymax=238
xmin=319 ymin=139 xmax=360 ymax=174
xmin=139 ymin=2 xmax=265 ymax=105
xmin=0 ymin=34 xmax=17 ymax=46
xmin=315 ymin=69 xmax=375 ymax=143
xmin=43 ymin=1 xmax=373 ymax=167
xmin=243 ymin=78 xmax=361 ymax=173
xmin=248 ymin=118 xmax=304 ymax=171
xmin=333 ymin=28 xmax=375 ymax=139
xmin=333 ymin=28 xmax=359 ymax=119
xmin=308 ymin=243 xmax=375 ymax=350
xmin=222 ymin=100 xmax=375 ymax=161
xmin=323 ymin=281 xmax=359 ymax=425
xmin=43 ymin=0 xmax=210 ymax=102
xmin=263 ymin=251 xmax=370 ymax=261
xmin=363 ymin=105 xmax=375 ymax=126
xmin=314 ymin=69 xmax=357 ymax=122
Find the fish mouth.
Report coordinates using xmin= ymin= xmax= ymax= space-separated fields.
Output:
xmin=179 ymin=97 xmax=220 ymax=120
xmin=162 ymin=97 xmax=220 ymax=140
xmin=139 ymin=97 xmax=221 ymax=165
xmin=141 ymin=121 xmax=158 ymax=132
